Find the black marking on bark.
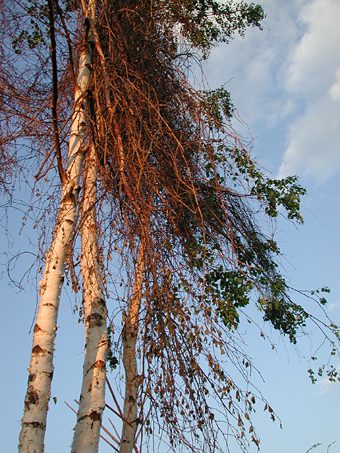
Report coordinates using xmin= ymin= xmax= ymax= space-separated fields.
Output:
xmin=94 ymin=359 xmax=105 ymax=369
xmin=34 ymin=324 xmax=42 ymax=333
xmin=87 ymin=360 xmax=105 ymax=374
xmin=98 ymin=297 xmax=106 ymax=307
xmin=22 ymin=421 xmax=45 ymax=429
xmin=28 ymin=373 xmax=36 ymax=382
xmin=86 ymin=313 xmax=104 ymax=327
xmin=78 ymin=410 xmax=101 ymax=423
xmin=63 ymin=192 xmax=75 ymax=203
xmin=25 ymin=387 xmax=39 ymax=408
xmin=43 ymin=302 xmax=57 ymax=308
xmin=32 ymin=345 xmax=48 ymax=354
xmin=43 ymin=370 xmax=54 ymax=379
xmin=89 ymin=410 xmax=101 ymax=422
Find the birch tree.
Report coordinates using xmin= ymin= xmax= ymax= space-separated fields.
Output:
xmin=18 ymin=2 xmax=95 ymax=451
xmin=0 ymin=1 xmax=339 ymax=452
xmin=71 ymin=145 xmax=108 ymax=453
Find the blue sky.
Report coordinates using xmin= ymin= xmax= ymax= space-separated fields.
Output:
xmin=1 ymin=1 xmax=340 ymax=452
xmin=203 ymin=0 xmax=340 ymax=451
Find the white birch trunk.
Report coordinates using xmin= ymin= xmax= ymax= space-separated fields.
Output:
xmin=71 ymin=145 xmax=107 ymax=453
xmin=120 ymin=246 xmax=145 ymax=453
xmin=18 ymin=24 xmax=93 ymax=453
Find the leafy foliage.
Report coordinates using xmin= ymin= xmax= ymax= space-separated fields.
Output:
xmin=160 ymin=0 xmax=265 ymax=52
xmin=2 ymin=0 xmax=339 ymax=451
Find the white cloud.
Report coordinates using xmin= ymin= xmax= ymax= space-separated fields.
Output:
xmin=205 ymin=0 xmax=340 ymax=183
xmin=285 ymin=0 xmax=340 ymax=95
xmin=278 ymin=97 xmax=340 ymax=181
xmin=278 ymin=0 xmax=340 ymax=181
xmin=205 ymin=0 xmax=303 ymax=127
xmin=328 ymin=68 xmax=340 ymax=102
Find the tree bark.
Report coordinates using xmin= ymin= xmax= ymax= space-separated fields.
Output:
xmin=71 ymin=145 xmax=107 ymax=453
xmin=120 ymin=245 xmax=145 ymax=453
xmin=18 ymin=13 xmax=94 ymax=453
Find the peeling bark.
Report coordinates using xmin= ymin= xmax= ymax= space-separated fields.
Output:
xmin=18 ymin=13 xmax=94 ymax=453
xmin=120 ymin=246 xmax=145 ymax=453
xmin=71 ymin=145 xmax=107 ymax=453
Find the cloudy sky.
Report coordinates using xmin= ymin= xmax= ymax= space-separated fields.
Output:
xmin=207 ymin=0 xmax=340 ymax=183
xmin=1 ymin=1 xmax=340 ymax=452
xmin=205 ymin=0 xmax=340 ymax=451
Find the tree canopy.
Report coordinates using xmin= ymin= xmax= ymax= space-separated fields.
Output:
xmin=0 ymin=1 xmax=339 ymax=452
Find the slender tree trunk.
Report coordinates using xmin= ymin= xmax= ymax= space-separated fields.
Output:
xmin=71 ymin=145 xmax=107 ymax=453
xmin=18 ymin=13 xmax=94 ymax=453
xmin=120 ymin=245 xmax=145 ymax=453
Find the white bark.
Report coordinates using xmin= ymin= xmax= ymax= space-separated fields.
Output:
xmin=71 ymin=145 xmax=107 ymax=453
xmin=120 ymin=246 xmax=145 ymax=453
xmin=18 ymin=22 xmax=93 ymax=453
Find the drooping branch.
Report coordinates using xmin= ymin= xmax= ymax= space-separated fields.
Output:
xmin=47 ymin=0 xmax=66 ymax=185
xmin=4 ymin=1 xmax=337 ymax=452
